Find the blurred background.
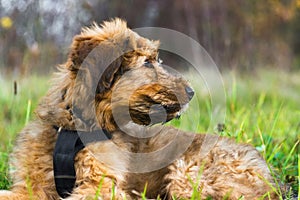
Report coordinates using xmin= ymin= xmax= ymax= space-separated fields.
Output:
xmin=1 ymin=0 xmax=300 ymax=76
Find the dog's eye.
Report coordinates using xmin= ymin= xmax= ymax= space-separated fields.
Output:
xmin=144 ymin=60 xmax=154 ymax=68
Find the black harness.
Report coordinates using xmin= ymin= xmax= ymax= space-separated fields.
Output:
xmin=53 ymin=126 xmax=111 ymax=198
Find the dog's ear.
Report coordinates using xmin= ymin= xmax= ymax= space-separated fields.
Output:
xmin=96 ymin=36 xmax=137 ymax=93
xmin=69 ymin=35 xmax=99 ymax=70
xmin=70 ymin=34 xmax=136 ymax=95
xmin=68 ymin=20 xmax=132 ymax=72
xmin=70 ymin=39 xmax=126 ymax=125
xmin=96 ymin=56 xmax=122 ymax=94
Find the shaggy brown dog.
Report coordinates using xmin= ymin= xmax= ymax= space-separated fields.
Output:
xmin=0 ymin=19 xmax=278 ymax=200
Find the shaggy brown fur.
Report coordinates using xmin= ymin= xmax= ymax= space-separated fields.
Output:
xmin=0 ymin=19 xmax=278 ymax=200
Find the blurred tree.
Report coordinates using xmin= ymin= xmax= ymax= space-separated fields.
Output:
xmin=0 ymin=0 xmax=299 ymax=75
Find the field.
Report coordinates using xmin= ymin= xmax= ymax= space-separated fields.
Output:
xmin=0 ymin=69 xmax=299 ymax=199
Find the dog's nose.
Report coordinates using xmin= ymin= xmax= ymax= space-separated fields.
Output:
xmin=185 ymin=86 xmax=194 ymax=100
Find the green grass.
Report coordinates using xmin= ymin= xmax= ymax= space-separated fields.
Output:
xmin=0 ymin=75 xmax=49 ymax=189
xmin=0 ymin=69 xmax=299 ymax=199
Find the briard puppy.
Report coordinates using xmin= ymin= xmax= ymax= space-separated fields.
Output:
xmin=0 ymin=18 xmax=278 ymax=200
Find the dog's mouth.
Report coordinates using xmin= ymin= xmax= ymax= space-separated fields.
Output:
xmin=129 ymin=102 xmax=188 ymax=125
xmin=128 ymin=85 xmax=193 ymax=126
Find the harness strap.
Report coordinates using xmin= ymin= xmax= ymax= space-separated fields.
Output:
xmin=53 ymin=127 xmax=111 ymax=198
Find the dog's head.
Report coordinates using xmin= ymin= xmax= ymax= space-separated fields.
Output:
xmin=62 ymin=18 xmax=194 ymax=131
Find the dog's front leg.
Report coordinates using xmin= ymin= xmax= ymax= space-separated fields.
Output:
xmin=63 ymin=180 xmax=128 ymax=200
xmin=66 ymin=148 xmax=129 ymax=200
